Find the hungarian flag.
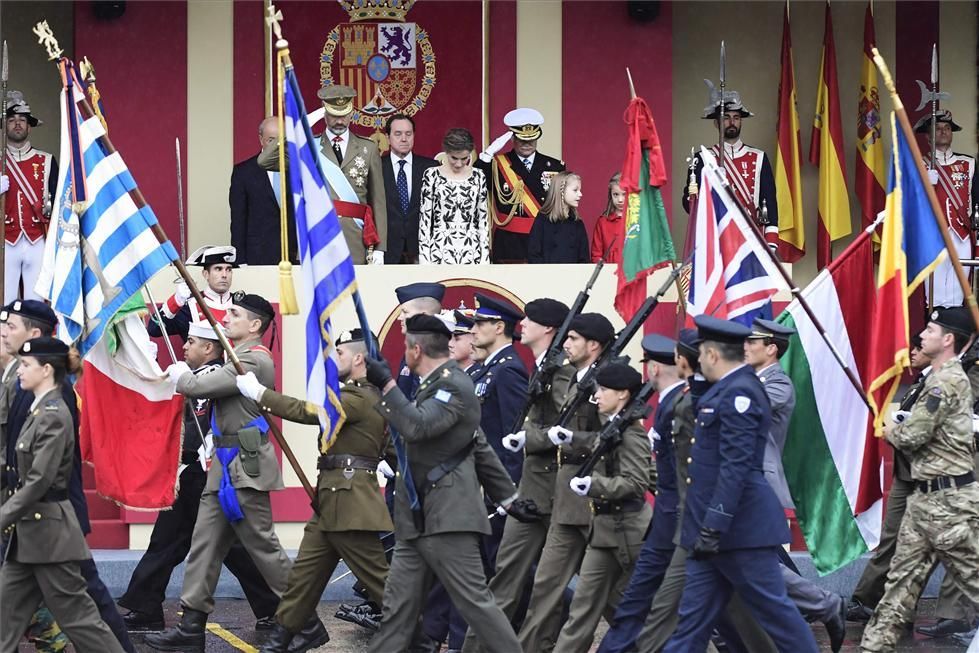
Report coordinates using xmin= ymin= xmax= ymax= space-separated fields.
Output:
xmin=809 ymin=1 xmax=852 ymax=269
xmin=774 ymin=4 xmax=805 ymax=262
xmin=866 ymin=112 xmax=947 ymax=436
xmin=777 ymin=232 xmax=880 ymax=574
xmin=855 ymin=3 xmax=886 ymax=241
xmin=615 ymin=96 xmax=675 ymax=320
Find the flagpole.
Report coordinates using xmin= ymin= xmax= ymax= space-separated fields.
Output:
xmin=709 ymin=154 xmax=872 ymax=411
xmin=872 ymin=48 xmax=979 ymax=331
xmin=1 ymin=41 xmax=8 ymax=300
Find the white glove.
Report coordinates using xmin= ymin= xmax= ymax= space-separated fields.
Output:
xmin=235 ymin=372 xmax=266 ymax=402
xmin=928 ymin=169 xmax=939 ymax=186
xmin=480 ymin=131 xmax=512 ymax=162
xmin=891 ymin=409 xmax=912 ymax=424
xmin=972 ymin=414 xmax=979 ymax=434
xmin=174 ymin=281 xmax=192 ymax=307
xmin=145 ymin=339 xmax=159 ymax=361
xmin=547 ymin=425 xmax=573 ymax=446
xmin=0 ymin=175 xmax=8 ymax=194
xmin=503 ymin=431 xmax=526 ymax=452
xmin=369 ymin=250 xmax=385 ymax=265
xmin=377 ymin=460 xmax=395 ymax=478
xmin=570 ymin=476 xmax=591 ymax=496
xmin=165 ymin=361 xmax=191 ymax=384
xmin=646 ymin=427 xmax=660 ymax=452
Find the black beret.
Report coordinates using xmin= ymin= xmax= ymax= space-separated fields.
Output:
xmin=406 ymin=314 xmax=451 ymax=337
xmin=569 ymin=313 xmax=615 ymax=345
xmin=641 ymin=334 xmax=677 ymax=365
xmin=749 ymin=318 xmax=796 ymax=342
xmin=395 ymin=282 xmax=445 ymax=304
xmin=929 ymin=306 xmax=975 ymax=336
xmin=19 ymin=336 xmax=69 ymax=358
xmin=595 ymin=362 xmax=643 ymax=393
xmin=677 ymin=328 xmax=702 ymax=358
xmin=695 ymin=315 xmax=751 ymax=344
xmin=232 ymin=292 xmax=275 ymax=320
xmin=523 ymin=298 xmax=570 ymax=328
xmin=473 ymin=293 xmax=522 ymax=325
xmin=3 ymin=299 xmax=57 ymax=328
xmin=336 ymin=328 xmax=377 ymax=347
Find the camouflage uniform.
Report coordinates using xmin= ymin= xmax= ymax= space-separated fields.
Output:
xmin=861 ymin=358 xmax=979 ymax=652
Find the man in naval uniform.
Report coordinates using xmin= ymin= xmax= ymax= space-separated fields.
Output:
xmin=682 ymin=92 xmax=779 ymax=249
xmin=477 ymin=108 xmax=565 ymax=263
xmin=4 ymin=91 xmax=59 ymax=303
xmin=148 ymin=245 xmax=237 ymax=342
xmin=915 ymin=109 xmax=979 ymax=307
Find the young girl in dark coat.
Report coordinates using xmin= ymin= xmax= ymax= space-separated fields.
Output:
xmin=527 ymin=171 xmax=590 ymax=264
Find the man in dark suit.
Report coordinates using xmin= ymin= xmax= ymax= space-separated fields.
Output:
xmin=476 ymin=108 xmax=565 ymax=263
xmin=381 ymin=114 xmax=438 ymax=264
xmin=229 ymin=117 xmax=296 ymax=266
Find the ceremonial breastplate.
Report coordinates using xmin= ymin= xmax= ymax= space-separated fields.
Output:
xmin=4 ymin=151 xmax=51 ymax=244
xmin=933 ymin=158 xmax=973 ymax=239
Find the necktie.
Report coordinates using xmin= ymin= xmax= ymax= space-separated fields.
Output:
xmin=396 ymin=159 xmax=410 ymax=214
xmin=332 ymin=136 xmax=343 ymax=163
xmin=270 ymin=171 xmax=281 ymax=207
xmin=522 ymin=157 xmax=532 ymax=171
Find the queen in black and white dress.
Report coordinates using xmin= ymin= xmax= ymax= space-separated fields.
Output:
xmin=418 ymin=128 xmax=489 ymax=264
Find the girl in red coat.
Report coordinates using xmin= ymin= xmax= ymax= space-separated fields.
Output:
xmin=590 ymin=172 xmax=626 ymax=263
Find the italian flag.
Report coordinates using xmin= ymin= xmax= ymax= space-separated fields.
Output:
xmin=777 ymin=232 xmax=882 ymax=574
xmin=79 ymin=293 xmax=185 ymax=510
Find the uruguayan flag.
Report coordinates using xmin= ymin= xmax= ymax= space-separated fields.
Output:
xmin=283 ymin=65 xmax=356 ymax=451
xmin=36 ymin=61 xmax=178 ymax=354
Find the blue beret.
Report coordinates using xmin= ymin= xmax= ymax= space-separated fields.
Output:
xmin=473 ymin=293 xmax=522 ymax=325
xmin=750 ymin=318 xmax=796 ymax=342
xmin=694 ymin=314 xmax=751 ymax=344
xmin=4 ymin=300 xmax=57 ymax=328
xmin=395 ymin=283 xmax=445 ymax=304
xmin=641 ymin=334 xmax=677 ymax=365
xmin=569 ymin=313 xmax=615 ymax=345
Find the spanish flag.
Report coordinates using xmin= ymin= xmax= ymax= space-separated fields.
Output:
xmin=855 ymin=3 xmax=886 ymax=241
xmin=866 ymin=112 xmax=946 ymax=436
xmin=809 ymin=1 xmax=851 ymax=268
xmin=774 ymin=3 xmax=804 ymax=262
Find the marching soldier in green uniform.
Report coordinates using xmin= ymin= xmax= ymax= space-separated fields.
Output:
xmin=361 ymin=314 xmax=525 ymax=653
xmin=233 ymin=328 xmax=392 ymax=652
xmin=0 ymin=337 xmax=125 ymax=653
xmin=518 ymin=313 xmax=614 ymax=653
xmin=147 ymin=293 xmax=308 ymax=652
xmin=861 ymin=307 xmax=979 ymax=652
xmin=555 ymin=362 xmax=654 ymax=653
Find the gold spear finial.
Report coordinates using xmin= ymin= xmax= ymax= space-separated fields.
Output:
xmin=33 ymin=21 xmax=63 ymax=61
xmin=266 ymin=4 xmax=285 ymax=43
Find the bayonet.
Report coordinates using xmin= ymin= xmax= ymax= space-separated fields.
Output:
xmin=175 ymin=138 xmax=186 ymax=259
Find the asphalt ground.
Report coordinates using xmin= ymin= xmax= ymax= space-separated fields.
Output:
xmin=21 ymin=598 xmax=975 ymax=652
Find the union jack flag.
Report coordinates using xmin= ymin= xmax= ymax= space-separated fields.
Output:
xmin=687 ymin=149 xmax=782 ymax=327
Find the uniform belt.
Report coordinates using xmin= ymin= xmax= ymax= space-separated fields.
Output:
xmin=318 ymin=454 xmax=378 ymax=472
xmin=181 ymin=452 xmax=200 ymax=465
xmin=527 ymin=448 xmax=558 ymax=458
xmin=591 ymin=497 xmax=646 ymax=515
xmin=41 ymin=488 xmax=69 ymax=502
xmin=214 ymin=434 xmax=269 ymax=448
xmin=915 ymin=471 xmax=974 ymax=494
xmin=559 ymin=451 xmax=589 ymax=465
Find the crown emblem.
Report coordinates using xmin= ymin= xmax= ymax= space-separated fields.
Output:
xmin=339 ymin=0 xmax=415 ymax=23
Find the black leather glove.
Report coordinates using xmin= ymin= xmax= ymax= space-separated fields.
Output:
xmin=364 ymin=357 xmax=393 ymax=389
xmin=506 ymin=498 xmax=544 ymax=523
xmin=691 ymin=527 xmax=722 ymax=560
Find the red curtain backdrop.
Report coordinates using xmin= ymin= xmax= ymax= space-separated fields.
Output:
xmin=562 ymin=1 xmax=673 ymax=238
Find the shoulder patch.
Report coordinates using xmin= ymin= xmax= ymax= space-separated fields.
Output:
xmin=734 ymin=396 xmax=751 ymax=413
xmin=435 ymin=389 xmax=452 ymax=403
xmin=925 ymin=389 xmax=942 ymax=414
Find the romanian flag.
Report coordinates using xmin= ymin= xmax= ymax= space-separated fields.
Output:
xmin=774 ymin=4 xmax=805 ymax=262
xmin=809 ymin=1 xmax=852 ymax=268
xmin=866 ymin=112 xmax=947 ymax=438
xmin=615 ymin=96 xmax=675 ymax=320
xmin=855 ymin=3 xmax=886 ymax=240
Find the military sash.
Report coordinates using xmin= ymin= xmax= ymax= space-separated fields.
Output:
xmin=491 ymin=153 xmax=541 ymax=234
xmin=933 ymin=161 xmax=970 ymax=239
xmin=711 ymin=146 xmax=758 ymax=218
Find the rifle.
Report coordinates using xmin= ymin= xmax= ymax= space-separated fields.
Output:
xmin=554 ymin=263 xmax=688 ymax=428
xmin=509 ymin=258 xmax=605 ymax=434
xmin=574 ymin=380 xmax=657 ymax=480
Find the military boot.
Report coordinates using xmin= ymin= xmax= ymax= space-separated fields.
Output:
xmin=286 ymin=616 xmax=329 ymax=653
xmin=143 ymin=607 xmax=207 ymax=652
xmin=259 ymin=622 xmax=294 ymax=653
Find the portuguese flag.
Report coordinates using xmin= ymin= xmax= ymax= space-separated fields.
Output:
xmin=615 ymin=96 xmax=675 ymax=320
xmin=776 ymin=232 xmax=881 ymax=574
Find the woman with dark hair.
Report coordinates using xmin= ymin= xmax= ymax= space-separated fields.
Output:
xmin=0 ymin=337 xmax=125 ymax=653
xmin=418 ymin=128 xmax=490 ymax=264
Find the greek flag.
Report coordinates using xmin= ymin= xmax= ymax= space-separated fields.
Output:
xmin=283 ymin=65 xmax=356 ymax=450
xmin=36 ymin=60 xmax=178 ymax=354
